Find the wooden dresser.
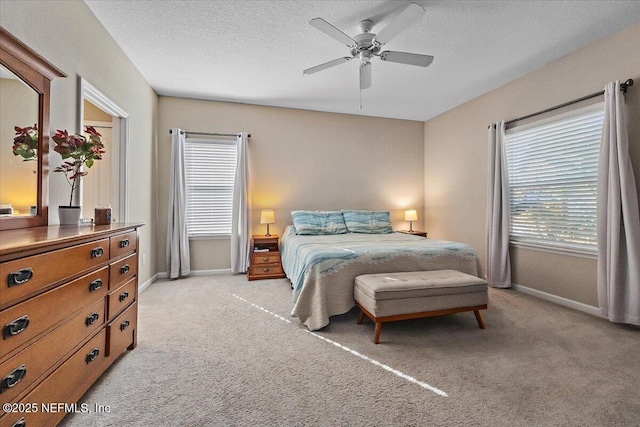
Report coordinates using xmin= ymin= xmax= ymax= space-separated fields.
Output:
xmin=0 ymin=223 xmax=142 ymax=427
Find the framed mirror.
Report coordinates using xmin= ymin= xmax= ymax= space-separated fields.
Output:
xmin=0 ymin=27 xmax=66 ymax=230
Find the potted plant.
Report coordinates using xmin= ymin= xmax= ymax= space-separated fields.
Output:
xmin=52 ymin=126 xmax=105 ymax=224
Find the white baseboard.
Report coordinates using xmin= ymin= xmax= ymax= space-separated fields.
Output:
xmin=138 ymin=273 xmax=158 ymax=294
xmin=156 ymin=268 xmax=233 ymax=279
xmin=511 ymin=283 xmax=603 ymax=318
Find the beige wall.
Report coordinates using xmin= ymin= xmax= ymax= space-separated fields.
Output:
xmin=158 ymin=97 xmax=425 ymax=272
xmin=1 ymin=1 xmax=159 ymax=286
xmin=424 ymin=22 xmax=640 ymax=307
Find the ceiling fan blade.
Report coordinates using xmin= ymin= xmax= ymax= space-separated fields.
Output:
xmin=309 ymin=18 xmax=356 ymax=47
xmin=374 ymin=2 xmax=426 ymax=46
xmin=380 ymin=51 xmax=434 ymax=67
xmin=360 ymin=62 xmax=372 ymax=90
xmin=303 ymin=57 xmax=352 ymax=75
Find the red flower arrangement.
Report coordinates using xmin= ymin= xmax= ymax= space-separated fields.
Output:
xmin=52 ymin=126 xmax=105 ymax=206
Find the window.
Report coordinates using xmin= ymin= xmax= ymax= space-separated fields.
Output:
xmin=504 ymin=103 xmax=604 ymax=254
xmin=184 ymin=138 xmax=237 ymax=237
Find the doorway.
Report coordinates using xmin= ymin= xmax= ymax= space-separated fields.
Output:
xmin=79 ymin=78 xmax=129 ymax=222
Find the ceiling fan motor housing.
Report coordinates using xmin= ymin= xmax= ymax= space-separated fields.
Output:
xmin=352 ymin=33 xmax=377 ymax=54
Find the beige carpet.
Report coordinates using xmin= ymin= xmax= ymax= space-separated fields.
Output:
xmin=60 ymin=274 xmax=640 ymax=427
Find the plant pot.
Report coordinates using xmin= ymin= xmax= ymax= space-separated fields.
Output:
xmin=58 ymin=206 xmax=81 ymax=225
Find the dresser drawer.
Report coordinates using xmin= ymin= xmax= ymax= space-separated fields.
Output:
xmin=109 ymin=253 xmax=137 ymax=290
xmin=251 ymin=252 xmax=281 ymax=265
xmin=0 ymin=329 xmax=107 ymax=426
xmin=106 ymin=302 xmax=137 ymax=357
xmin=109 ymin=230 xmax=137 ymax=260
xmin=248 ymin=263 xmax=284 ymax=278
xmin=0 ymin=238 xmax=109 ymax=308
xmin=0 ymin=268 xmax=108 ymax=359
xmin=107 ymin=278 xmax=136 ymax=320
xmin=0 ymin=299 xmax=105 ymax=404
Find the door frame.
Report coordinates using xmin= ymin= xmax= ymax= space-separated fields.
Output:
xmin=78 ymin=77 xmax=130 ymax=222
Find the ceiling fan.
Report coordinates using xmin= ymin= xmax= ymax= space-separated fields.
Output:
xmin=303 ymin=2 xmax=434 ymax=90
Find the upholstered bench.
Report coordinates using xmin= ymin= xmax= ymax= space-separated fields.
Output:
xmin=354 ymin=270 xmax=488 ymax=343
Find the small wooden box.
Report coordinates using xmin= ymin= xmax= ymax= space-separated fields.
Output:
xmin=95 ymin=207 xmax=112 ymax=225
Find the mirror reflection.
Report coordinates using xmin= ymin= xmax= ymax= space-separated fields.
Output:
xmin=0 ymin=63 xmax=39 ymax=217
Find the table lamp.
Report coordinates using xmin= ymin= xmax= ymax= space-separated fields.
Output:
xmin=260 ymin=209 xmax=275 ymax=236
xmin=404 ymin=209 xmax=418 ymax=232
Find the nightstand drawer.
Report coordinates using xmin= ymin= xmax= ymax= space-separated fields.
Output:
xmin=248 ymin=263 xmax=284 ymax=277
xmin=252 ymin=253 xmax=281 ymax=264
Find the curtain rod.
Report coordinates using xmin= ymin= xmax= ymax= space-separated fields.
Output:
xmin=169 ymin=129 xmax=251 ymax=138
xmin=488 ymin=78 xmax=634 ymax=129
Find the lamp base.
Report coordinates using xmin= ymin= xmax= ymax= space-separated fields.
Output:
xmin=409 ymin=221 xmax=414 ymax=232
xmin=265 ymin=223 xmax=271 ymax=237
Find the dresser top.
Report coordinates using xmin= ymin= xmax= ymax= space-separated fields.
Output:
xmin=0 ymin=223 xmax=144 ymax=258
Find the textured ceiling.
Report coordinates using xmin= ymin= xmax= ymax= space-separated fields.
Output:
xmin=85 ymin=1 xmax=640 ymax=121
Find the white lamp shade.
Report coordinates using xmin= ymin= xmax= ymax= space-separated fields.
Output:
xmin=260 ymin=209 xmax=275 ymax=224
xmin=404 ymin=209 xmax=418 ymax=222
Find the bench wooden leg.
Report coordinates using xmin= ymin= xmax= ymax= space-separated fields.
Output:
xmin=474 ymin=310 xmax=486 ymax=329
xmin=357 ymin=310 xmax=365 ymax=324
xmin=374 ymin=322 xmax=383 ymax=344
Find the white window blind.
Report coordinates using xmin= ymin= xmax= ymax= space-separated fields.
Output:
xmin=504 ymin=103 xmax=604 ymax=253
xmin=184 ymin=138 xmax=237 ymax=237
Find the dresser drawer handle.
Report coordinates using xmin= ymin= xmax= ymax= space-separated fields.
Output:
xmin=262 ymin=267 xmax=271 ymax=273
xmin=85 ymin=312 xmax=100 ymax=326
xmin=86 ymin=348 xmax=100 ymax=364
xmin=3 ymin=316 xmax=30 ymax=339
xmin=120 ymin=264 xmax=130 ymax=275
xmin=7 ymin=267 xmax=34 ymax=287
xmin=120 ymin=320 xmax=130 ymax=331
xmin=119 ymin=239 xmax=130 ymax=248
xmin=262 ymin=257 xmax=271 ymax=263
xmin=89 ymin=278 xmax=103 ymax=292
xmin=1 ymin=364 xmax=27 ymax=392
xmin=12 ymin=417 xmax=25 ymax=427
xmin=119 ymin=291 xmax=129 ymax=302
xmin=91 ymin=247 xmax=104 ymax=258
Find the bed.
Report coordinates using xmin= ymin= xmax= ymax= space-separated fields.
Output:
xmin=281 ymin=225 xmax=483 ymax=330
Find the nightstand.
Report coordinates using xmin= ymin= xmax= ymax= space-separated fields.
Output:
xmin=398 ymin=230 xmax=428 ymax=238
xmin=248 ymin=235 xmax=286 ymax=280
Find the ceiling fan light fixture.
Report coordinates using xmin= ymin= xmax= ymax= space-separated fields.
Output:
xmin=360 ymin=62 xmax=372 ymax=90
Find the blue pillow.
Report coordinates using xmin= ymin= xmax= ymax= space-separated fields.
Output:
xmin=342 ymin=210 xmax=393 ymax=234
xmin=291 ymin=210 xmax=348 ymax=235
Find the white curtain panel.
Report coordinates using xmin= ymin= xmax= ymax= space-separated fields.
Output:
xmin=166 ymin=128 xmax=191 ymax=279
xmin=486 ymin=121 xmax=512 ymax=288
xmin=597 ymin=81 xmax=640 ymax=326
xmin=231 ymin=132 xmax=251 ymax=273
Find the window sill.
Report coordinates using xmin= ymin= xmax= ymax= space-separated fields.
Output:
xmin=509 ymin=240 xmax=597 ymax=259
xmin=188 ymin=234 xmax=231 ymax=241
